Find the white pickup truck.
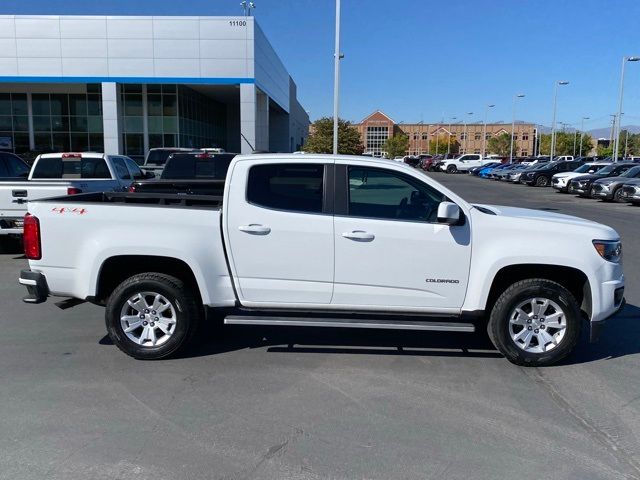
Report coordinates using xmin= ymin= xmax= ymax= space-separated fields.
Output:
xmin=19 ymin=154 xmax=625 ymax=366
xmin=439 ymin=154 xmax=494 ymax=173
xmin=0 ymin=152 xmax=148 ymax=236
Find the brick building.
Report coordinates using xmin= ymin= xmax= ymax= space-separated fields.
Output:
xmin=353 ymin=110 xmax=538 ymax=157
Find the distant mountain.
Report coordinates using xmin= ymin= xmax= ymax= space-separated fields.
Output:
xmin=587 ymin=125 xmax=640 ymax=138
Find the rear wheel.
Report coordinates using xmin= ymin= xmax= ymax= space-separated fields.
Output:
xmin=535 ymin=176 xmax=549 ymax=187
xmin=446 ymin=165 xmax=457 ymax=174
xmin=487 ymin=279 xmax=581 ymax=366
xmin=105 ymin=272 xmax=201 ymax=359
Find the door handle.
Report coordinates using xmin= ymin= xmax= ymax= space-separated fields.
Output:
xmin=239 ymin=224 xmax=271 ymax=235
xmin=342 ymin=230 xmax=375 ymax=241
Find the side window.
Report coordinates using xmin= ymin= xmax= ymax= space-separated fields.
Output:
xmin=247 ymin=163 xmax=324 ymax=214
xmin=0 ymin=157 xmax=8 ymax=177
xmin=348 ymin=167 xmax=446 ymax=222
xmin=124 ymin=157 xmax=144 ymax=180
xmin=112 ymin=157 xmax=131 ymax=180
xmin=5 ymin=155 xmax=29 ymax=177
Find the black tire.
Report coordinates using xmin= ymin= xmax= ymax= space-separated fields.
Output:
xmin=535 ymin=175 xmax=549 ymax=187
xmin=487 ymin=279 xmax=581 ymax=367
xmin=446 ymin=164 xmax=457 ymax=174
xmin=105 ymin=272 xmax=202 ymax=360
xmin=613 ymin=187 xmax=625 ymax=203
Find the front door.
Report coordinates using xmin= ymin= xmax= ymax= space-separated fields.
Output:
xmin=225 ymin=161 xmax=334 ymax=305
xmin=332 ymin=165 xmax=471 ymax=311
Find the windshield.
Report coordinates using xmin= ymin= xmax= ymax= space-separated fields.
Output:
xmin=622 ymin=165 xmax=640 ymax=177
xmin=574 ymin=163 xmax=602 ymax=173
xmin=598 ymin=164 xmax=620 ymax=175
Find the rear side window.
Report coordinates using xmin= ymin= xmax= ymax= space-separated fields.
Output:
xmin=112 ymin=157 xmax=131 ymax=180
xmin=31 ymin=157 xmax=111 ymax=179
xmin=5 ymin=155 xmax=29 ymax=177
xmin=0 ymin=157 xmax=8 ymax=177
xmin=247 ymin=163 xmax=324 ymax=213
xmin=124 ymin=157 xmax=145 ymax=180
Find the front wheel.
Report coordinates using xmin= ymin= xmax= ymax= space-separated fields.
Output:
xmin=487 ymin=279 xmax=581 ymax=366
xmin=105 ymin=272 xmax=202 ymax=359
xmin=613 ymin=187 xmax=626 ymax=203
xmin=446 ymin=165 xmax=457 ymax=174
xmin=535 ymin=176 xmax=549 ymax=187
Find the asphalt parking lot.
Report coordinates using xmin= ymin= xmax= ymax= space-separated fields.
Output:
xmin=1 ymin=174 xmax=640 ymax=480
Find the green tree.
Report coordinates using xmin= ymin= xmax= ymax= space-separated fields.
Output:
xmin=487 ymin=133 xmax=512 ymax=156
xmin=383 ymin=134 xmax=409 ymax=159
xmin=304 ymin=117 xmax=364 ymax=155
xmin=597 ymin=145 xmax=613 ymax=157
xmin=429 ymin=134 xmax=459 ymax=155
xmin=539 ymin=132 xmax=593 ymax=157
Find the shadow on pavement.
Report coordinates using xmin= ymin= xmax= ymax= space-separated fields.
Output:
xmin=98 ymin=305 xmax=640 ymax=365
xmin=562 ymin=303 xmax=640 ymax=366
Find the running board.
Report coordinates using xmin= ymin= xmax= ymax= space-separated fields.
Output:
xmin=224 ymin=316 xmax=475 ymax=332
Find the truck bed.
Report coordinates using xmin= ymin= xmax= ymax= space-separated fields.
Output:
xmin=37 ymin=191 xmax=223 ymax=209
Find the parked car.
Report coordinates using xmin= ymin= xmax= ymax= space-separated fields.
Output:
xmin=403 ymin=156 xmax=421 ymax=167
xmin=130 ymin=152 xmax=236 ymax=195
xmin=484 ymin=164 xmax=513 ymax=179
xmin=620 ymin=179 xmax=640 ymax=204
xmin=140 ymin=147 xmax=198 ymax=178
xmin=502 ymin=164 xmax=532 ymax=183
xmin=0 ymin=152 xmax=146 ymax=237
xmin=439 ymin=154 xmax=493 ymax=173
xmin=521 ymin=160 xmax=583 ymax=187
xmin=469 ymin=162 xmax=501 ymax=176
xmin=19 ymin=153 xmax=625 ymax=367
xmin=419 ymin=156 xmax=439 ymax=172
xmin=568 ymin=162 xmax=637 ymax=197
xmin=591 ymin=165 xmax=640 ymax=202
xmin=494 ymin=164 xmax=528 ymax=181
xmin=552 ymin=161 xmax=612 ymax=193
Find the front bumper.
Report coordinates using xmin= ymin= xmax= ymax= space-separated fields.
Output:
xmin=18 ymin=269 xmax=49 ymax=304
xmin=590 ymin=287 xmax=626 ymax=343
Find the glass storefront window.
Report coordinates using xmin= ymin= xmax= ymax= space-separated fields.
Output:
xmin=12 ymin=94 xmax=27 ymax=116
xmin=50 ymin=94 xmax=69 ymax=116
xmin=13 ymin=116 xmax=29 ymax=132
xmin=70 ymin=133 xmax=88 ymax=151
xmin=162 ymin=95 xmax=177 ymax=116
xmin=124 ymin=116 xmax=143 ymax=133
xmin=87 ymin=95 xmax=102 ymax=115
xmin=124 ymin=94 xmax=143 ymax=116
xmin=33 ymin=116 xmax=51 ymax=132
xmin=0 ymin=94 xmax=10 ymax=115
xmin=0 ymin=116 xmax=12 ymax=131
xmin=147 ymin=94 xmax=162 ymax=116
xmin=51 ymin=115 xmax=69 ymax=132
xmin=87 ymin=116 xmax=103 ymax=133
xmin=32 ymin=94 xmax=51 ymax=116
xmin=70 ymin=116 xmax=88 ymax=132
xmin=69 ymin=94 xmax=87 ymax=116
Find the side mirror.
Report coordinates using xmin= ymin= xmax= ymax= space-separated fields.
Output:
xmin=437 ymin=202 xmax=461 ymax=225
xmin=144 ymin=170 xmax=156 ymax=179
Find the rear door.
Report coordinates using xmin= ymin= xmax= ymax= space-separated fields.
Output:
xmin=225 ymin=160 xmax=334 ymax=305
xmin=110 ymin=156 xmax=132 ymax=190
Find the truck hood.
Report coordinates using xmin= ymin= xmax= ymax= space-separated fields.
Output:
xmin=472 ymin=204 xmax=618 ymax=237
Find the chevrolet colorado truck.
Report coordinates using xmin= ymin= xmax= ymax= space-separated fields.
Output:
xmin=18 ymin=154 xmax=625 ymax=366
xmin=0 ymin=152 xmax=145 ymax=236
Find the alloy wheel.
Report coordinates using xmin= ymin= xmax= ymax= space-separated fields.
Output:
xmin=508 ymin=297 xmax=567 ymax=353
xmin=119 ymin=291 xmax=177 ymax=347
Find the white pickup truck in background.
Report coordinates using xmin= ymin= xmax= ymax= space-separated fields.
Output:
xmin=0 ymin=152 xmax=148 ymax=236
xmin=439 ymin=154 xmax=495 ymax=173
xmin=19 ymin=154 xmax=625 ymax=366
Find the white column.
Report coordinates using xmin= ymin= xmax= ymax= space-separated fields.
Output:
xmin=142 ymin=84 xmax=149 ymax=155
xmin=255 ymin=89 xmax=269 ymax=151
xmin=26 ymin=93 xmax=35 ymax=150
xmin=239 ymin=84 xmax=270 ymax=154
xmin=101 ymin=82 xmax=122 ymax=154
xmin=240 ymin=83 xmax=256 ymax=154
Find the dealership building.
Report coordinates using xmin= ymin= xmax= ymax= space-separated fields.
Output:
xmin=0 ymin=15 xmax=309 ymax=160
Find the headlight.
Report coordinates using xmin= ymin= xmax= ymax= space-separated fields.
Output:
xmin=593 ymin=240 xmax=622 ymax=263
xmin=599 ymin=184 xmax=610 ymax=190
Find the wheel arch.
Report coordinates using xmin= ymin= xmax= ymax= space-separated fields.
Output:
xmin=93 ymin=255 xmax=202 ymax=306
xmin=485 ymin=264 xmax=592 ymax=319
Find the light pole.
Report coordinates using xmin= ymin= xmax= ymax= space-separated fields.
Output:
xmin=550 ymin=80 xmax=569 ymax=161
xmin=240 ymin=1 xmax=256 ymax=15
xmin=578 ymin=116 xmax=589 ymax=157
xmin=463 ymin=112 xmax=473 ymax=154
xmin=510 ymin=94 xmax=525 ymax=163
xmin=447 ymin=116 xmax=456 ymax=155
xmin=482 ymin=104 xmax=495 ymax=158
xmin=613 ymin=56 xmax=640 ymax=161
xmin=332 ymin=0 xmax=343 ymax=155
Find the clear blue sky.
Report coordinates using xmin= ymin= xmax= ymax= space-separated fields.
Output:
xmin=2 ymin=0 xmax=640 ymax=130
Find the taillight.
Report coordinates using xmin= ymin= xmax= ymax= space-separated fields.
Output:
xmin=67 ymin=187 xmax=82 ymax=195
xmin=23 ymin=214 xmax=41 ymax=260
xmin=128 ymin=185 xmax=136 ymax=192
